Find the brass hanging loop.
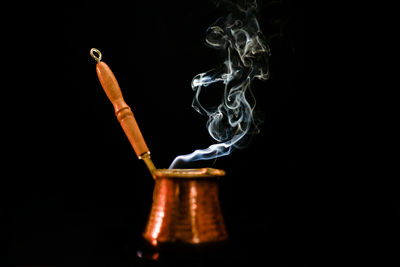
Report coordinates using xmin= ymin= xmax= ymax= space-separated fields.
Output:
xmin=90 ymin=48 xmax=102 ymax=63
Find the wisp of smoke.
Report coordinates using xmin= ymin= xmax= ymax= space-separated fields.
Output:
xmin=170 ymin=0 xmax=270 ymax=169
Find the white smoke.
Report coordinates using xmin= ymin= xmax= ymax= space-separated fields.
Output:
xmin=170 ymin=0 xmax=270 ymax=169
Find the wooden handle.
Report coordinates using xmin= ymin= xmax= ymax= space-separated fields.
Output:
xmin=96 ymin=61 xmax=150 ymax=158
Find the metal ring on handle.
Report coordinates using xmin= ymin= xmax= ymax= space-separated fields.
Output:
xmin=90 ymin=48 xmax=102 ymax=63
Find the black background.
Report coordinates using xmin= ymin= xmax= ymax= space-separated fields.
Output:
xmin=4 ymin=0 xmax=307 ymax=266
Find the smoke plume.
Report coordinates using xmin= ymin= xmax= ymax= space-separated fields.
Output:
xmin=170 ymin=0 xmax=270 ymax=169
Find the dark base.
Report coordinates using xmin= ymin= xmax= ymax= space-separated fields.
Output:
xmin=136 ymin=238 xmax=231 ymax=266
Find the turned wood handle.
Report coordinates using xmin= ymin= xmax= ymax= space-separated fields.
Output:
xmin=95 ymin=61 xmax=150 ymax=158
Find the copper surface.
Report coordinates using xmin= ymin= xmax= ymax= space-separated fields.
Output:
xmin=143 ymin=168 xmax=228 ymax=246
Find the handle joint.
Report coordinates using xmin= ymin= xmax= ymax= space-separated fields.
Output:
xmin=115 ymin=106 xmax=132 ymax=122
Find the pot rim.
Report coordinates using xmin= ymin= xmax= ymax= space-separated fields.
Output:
xmin=153 ymin=168 xmax=225 ymax=179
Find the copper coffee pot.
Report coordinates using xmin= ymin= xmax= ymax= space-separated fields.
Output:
xmin=90 ymin=48 xmax=228 ymax=249
xmin=142 ymin=168 xmax=228 ymax=247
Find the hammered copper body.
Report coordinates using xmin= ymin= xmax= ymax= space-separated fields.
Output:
xmin=143 ymin=168 xmax=228 ymax=246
